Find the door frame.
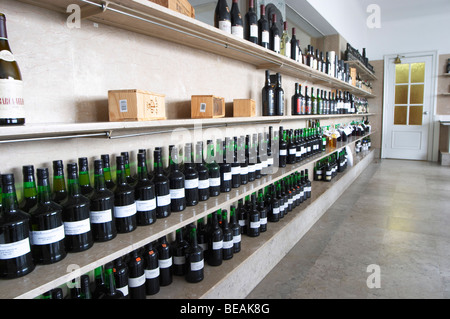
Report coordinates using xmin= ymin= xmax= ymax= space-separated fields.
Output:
xmin=381 ymin=51 xmax=439 ymax=161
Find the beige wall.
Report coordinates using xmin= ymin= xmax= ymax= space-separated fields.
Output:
xmin=437 ymin=53 xmax=450 ymax=115
xmin=2 ymin=0 xmax=370 ymax=198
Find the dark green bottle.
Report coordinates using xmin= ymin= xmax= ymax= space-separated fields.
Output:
xmin=51 ymin=160 xmax=67 ymax=204
xmin=89 ymin=160 xmax=117 ymax=242
xmin=168 ymin=146 xmax=186 ymax=212
xmin=101 ymin=154 xmax=116 ymax=190
xmin=19 ymin=165 xmax=37 ymax=213
xmin=61 ymin=163 xmax=93 ymax=253
xmin=135 ymin=152 xmax=157 ymax=226
xmin=101 ymin=262 xmax=125 ymax=299
xmin=206 ymin=140 xmax=220 ymax=197
xmin=78 ymin=157 xmax=94 ymax=197
xmin=152 ymin=149 xmax=171 ymax=219
xmin=29 ymin=168 xmax=66 ymax=264
xmin=0 ymin=173 xmax=35 ymax=278
xmin=113 ymin=156 xmax=137 ymax=233
xmin=185 ymin=225 xmax=204 ymax=283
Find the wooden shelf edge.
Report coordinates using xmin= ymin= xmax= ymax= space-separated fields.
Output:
xmin=0 ymin=132 xmax=375 ymax=299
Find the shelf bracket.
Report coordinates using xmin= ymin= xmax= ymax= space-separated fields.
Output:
xmin=81 ymin=0 xmax=109 ymax=20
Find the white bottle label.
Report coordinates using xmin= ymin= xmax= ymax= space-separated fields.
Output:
xmin=145 ymin=267 xmax=160 ymax=279
xmin=64 ymin=218 xmax=91 ymax=236
xmin=114 ymin=202 xmax=137 ymax=218
xmin=117 ymin=285 xmax=129 ymax=296
xmin=190 ymin=259 xmax=204 ymax=271
xmin=0 ymin=237 xmax=31 ymax=260
xmin=250 ymin=221 xmax=260 ymax=229
xmin=260 ymin=217 xmax=267 ymax=225
xmin=223 ymin=172 xmax=232 ymax=181
xmin=248 ymin=164 xmax=256 ymax=173
xmin=0 ymin=50 xmax=15 ymax=62
xmin=209 ymin=177 xmax=221 ymax=187
xmin=262 ymin=30 xmax=269 ymax=44
xmin=274 ymin=35 xmax=281 ymax=53
xmin=173 ymin=255 xmax=186 ymax=265
xmin=212 ymin=240 xmax=223 ymax=250
xmin=90 ymin=209 xmax=113 ymax=224
xmin=285 ymin=42 xmax=291 ymax=58
xmin=219 ymin=20 xmax=231 ymax=34
xmin=240 ymin=166 xmax=248 ymax=175
xmin=159 ymin=257 xmax=173 ymax=269
xmin=250 ymin=24 xmax=258 ymax=38
xmin=272 ymin=207 xmax=280 ymax=215
xmin=170 ymin=188 xmax=185 ymax=199
xmin=231 ymin=166 xmax=240 ymax=175
xmin=128 ymin=274 xmax=146 ymax=288
xmin=198 ymin=179 xmax=209 ymax=189
xmin=289 ymin=148 xmax=296 ymax=155
xmin=223 ymin=239 xmax=234 ymax=249
xmin=280 ymin=149 xmax=287 ymax=156
xmin=136 ymin=198 xmax=156 ymax=211
xmin=0 ymin=79 xmax=25 ymax=119
xmin=157 ymin=193 xmax=171 ymax=206
xmin=30 ymin=225 xmax=65 ymax=245
xmin=185 ymin=178 xmax=199 ymax=189
xmin=233 ymin=234 xmax=241 ymax=243
xmin=232 ymin=25 xmax=244 ymax=38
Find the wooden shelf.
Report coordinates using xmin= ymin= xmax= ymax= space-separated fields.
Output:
xmin=0 ymin=113 xmax=376 ymax=143
xmin=0 ymin=132 xmax=375 ymax=299
xmin=345 ymin=59 xmax=377 ymax=81
xmin=17 ymin=0 xmax=375 ymax=98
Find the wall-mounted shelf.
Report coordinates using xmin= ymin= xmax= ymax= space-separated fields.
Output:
xmin=0 ymin=131 xmax=375 ymax=299
xmin=345 ymin=59 xmax=377 ymax=81
xmin=0 ymin=113 xmax=375 ymax=143
xmin=439 ymin=93 xmax=450 ymax=96
xmin=18 ymin=0 xmax=376 ymax=98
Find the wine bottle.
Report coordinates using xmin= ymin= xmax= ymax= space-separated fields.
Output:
xmin=305 ymin=86 xmax=311 ymax=115
xmin=197 ymin=217 xmax=208 ymax=253
xmin=135 ymin=152 xmax=157 ymax=226
xmin=195 ymin=142 xmax=209 ymax=202
xmin=244 ymin=0 xmax=258 ymax=44
xmin=121 ymin=152 xmax=137 ymax=187
xmin=317 ymin=88 xmax=323 ymax=115
xmin=228 ymin=205 xmax=241 ymax=253
xmin=171 ymin=228 xmax=189 ymax=276
xmin=0 ymin=173 xmax=35 ymax=278
xmin=89 ymin=159 xmax=117 ymax=242
xmin=113 ymin=156 xmax=137 ymax=233
xmin=29 ymin=168 xmax=66 ymax=264
xmin=101 ymin=262 xmax=125 ymax=299
xmin=247 ymin=194 xmax=260 ymax=237
xmin=246 ymin=135 xmax=256 ymax=182
xmin=219 ymin=139 xmax=232 ymax=193
xmin=238 ymin=136 xmax=248 ymax=185
xmin=152 ymin=149 xmax=171 ymax=218
xmin=278 ymin=127 xmax=287 ymax=167
xmin=214 ymin=0 xmax=231 ymax=34
xmin=167 ymin=147 xmax=186 ymax=212
xmin=280 ymin=21 xmax=291 ymax=58
xmin=113 ymin=257 xmax=129 ymax=299
xmin=311 ymin=87 xmax=317 ymax=114
xmin=0 ymin=13 xmax=25 ymax=126
xmin=80 ymin=275 xmax=92 ymax=299
xmin=101 ymin=154 xmax=115 ymax=190
xmin=61 ymin=163 xmax=93 ymax=253
xmin=52 ymin=160 xmax=67 ymax=204
xmin=236 ymin=199 xmax=247 ymax=234
xmin=92 ymin=265 xmax=107 ymax=299
xmin=269 ymin=14 xmax=281 ymax=54
xmin=185 ymin=225 xmax=204 ymax=283
xmin=231 ymin=137 xmax=241 ymax=188
xmin=258 ymin=5 xmax=269 ymax=48
xmin=290 ymin=28 xmax=299 ymax=62
xmin=127 ymin=250 xmax=146 ymax=299
xmin=230 ymin=0 xmax=243 ymax=38
xmin=447 ymin=58 xmax=450 ymax=74
xmin=268 ymin=184 xmax=280 ymax=222
xmin=143 ymin=242 xmax=160 ymax=295
xmin=181 ymin=144 xmax=198 ymax=207
xmin=19 ymin=165 xmax=37 ymax=213
xmin=304 ymin=169 xmax=311 ymax=198
xmin=257 ymin=190 xmax=267 ymax=232
xmin=206 ymin=210 xmax=223 ymax=266
xmin=78 ymin=157 xmax=94 ymax=197
xmin=262 ymin=70 xmax=275 ymax=116
xmin=292 ymin=83 xmax=301 ymax=115
xmin=221 ymin=209 xmax=234 ymax=260
xmin=275 ymin=72 xmax=284 ymax=116
xmin=157 ymin=235 xmax=173 ymax=286
xmin=69 ymin=278 xmax=82 ymax=299
xmin=206 ymin=140 xmax=221 ymax=197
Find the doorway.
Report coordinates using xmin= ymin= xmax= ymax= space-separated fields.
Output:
xmin=382 ymin=53 xmax=436 ymax=160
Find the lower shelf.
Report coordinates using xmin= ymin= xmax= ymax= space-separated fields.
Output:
xmin=147 ymin=149 xmax=375 ymax=299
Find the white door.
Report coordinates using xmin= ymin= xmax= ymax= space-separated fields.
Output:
xmin=382 ymin=54 xmax=434 ymax=160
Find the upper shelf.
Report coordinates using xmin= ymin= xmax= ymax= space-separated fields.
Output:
xmin=345 ymin=59 xmax=377 ymax=81
xmin=0 ymin=113 xmax=375 ymax=143
xmin=18 ymin=0 xmax=376 ymax=98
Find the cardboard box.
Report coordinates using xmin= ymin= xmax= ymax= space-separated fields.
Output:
xmin=108 ymin=89 xmax=166 ymax=121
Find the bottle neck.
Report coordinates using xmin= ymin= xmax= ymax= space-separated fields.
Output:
xmin=2 ymin=184 xmax=19 ymax=212
xmin=94 ymin=169 xmax=107 ymax=191
xmin=37 ymin=178 xmax=52 ymax=204
xmin=116 ymin=164 xmax=128 ymax=185
xmin=67 ymin=177 xmax=81 ymax=196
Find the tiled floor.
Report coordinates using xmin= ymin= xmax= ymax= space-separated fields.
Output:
xmin=247 ymin=159 xmax=450 ymax=299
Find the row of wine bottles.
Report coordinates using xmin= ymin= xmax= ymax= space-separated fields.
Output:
xmin=214 ymin=1 xmax=362 ymax=86
xmin=261 ymin=70 xmax=370 ymax=117
xmin=40 ymin=168 xmax=312 ymax=299
xmin=0 ymin=122 xmax=325 ymax=280
xmin=355 ymin=137 xmax=371 ymax=153
xmin=314 ymin=149 xmax=348 ymax=182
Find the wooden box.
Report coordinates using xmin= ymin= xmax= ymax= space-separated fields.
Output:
xmin=233 ymin=99 xmax=256 ymax=117
xmin=350 ymin=67 xmax=357 ymax=86
xmin=148 ymin=0 xmax=195 ymax=18
xmin=108 ymin=89 xmax=166 ymax=122
xmin=191 ymin=95 xmax=225 ymax=119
